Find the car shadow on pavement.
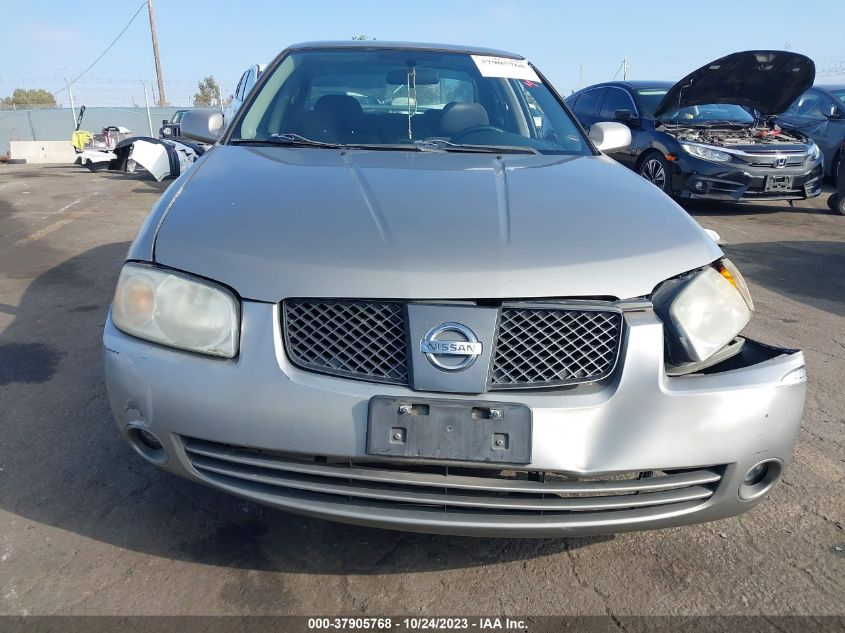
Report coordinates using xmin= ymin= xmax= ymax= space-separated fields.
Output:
xmin=720 ymin=240 xmax=845 ymax=317
xmin=0 ymin=243 xmax=609 ymax=576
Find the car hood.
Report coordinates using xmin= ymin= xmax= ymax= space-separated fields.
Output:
xmin=152 ymin=145 xmax=721 ymax=301
xmin=654 ymin=50 xmax=815 ymax=117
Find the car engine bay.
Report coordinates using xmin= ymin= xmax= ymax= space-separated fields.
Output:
xmin=664 ymin=124 xmax=807 ymax=147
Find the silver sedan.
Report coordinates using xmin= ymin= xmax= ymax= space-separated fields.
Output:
xmin=103 ymin=41 xmax=806 ymax=537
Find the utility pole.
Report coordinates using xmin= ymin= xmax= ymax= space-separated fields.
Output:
xmin=623 ymin=59 xmax=628 ymax=80
xmin=141 ymin=80 xmax=153 ymax=136
xmin=579 ymin=65 xmax=583 ymax=89
xmin=64 ymin=78 xmax=76 ymax=127
xmin=146 ymin=0 xmax=166 ymax=106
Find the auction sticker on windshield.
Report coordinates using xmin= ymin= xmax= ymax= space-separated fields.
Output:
xmin=471 ymin=55 xmax=540 ymax=81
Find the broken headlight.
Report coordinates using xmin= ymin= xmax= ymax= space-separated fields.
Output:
xmin=652 ymin=259 xmax=753 ymax=364
xmin=680 ymin=142 xmax=731 ymax=163
xmin=112 ymin=263 xmax=240 ymax=358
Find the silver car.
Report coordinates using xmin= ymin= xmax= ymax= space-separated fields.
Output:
xmin=103 ymin=41 xmax=806 ymax=537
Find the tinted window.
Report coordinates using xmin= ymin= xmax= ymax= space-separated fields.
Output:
xmin=600 ymin=88 xmax=636 ymax=118
xmin=635 ymin=87 xmax=754 ymax=123
xmin=663 ymin=103 xmax=754 ymax=124
xmin=793 ymin=92 xmax=825 ymax=117
xmin=573 ymin=88 xmax=603 ymax=116
xmin=636 ymin=88 xmax=668 ymax=116
xmin=233 ymin=49 xmax=591 ymax=155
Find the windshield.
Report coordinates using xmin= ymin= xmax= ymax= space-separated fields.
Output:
xmin=832 ymin=89 xmax=845 ymax=104
xmin=172 ymin=110 xmax=186 ymax=123
xmin=636 ymin=88 xmax=754 ymax=124
xmin=230 ymin=48 xmax=590 ymax=155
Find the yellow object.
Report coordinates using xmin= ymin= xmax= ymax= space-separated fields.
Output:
xmin=718 ymin=265 xmax=737 ymax=288
xmin=72 ymin=130 xmax=92 ymax=151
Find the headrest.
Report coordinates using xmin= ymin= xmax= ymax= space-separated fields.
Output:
xmin=440 ymin=102 xmax=489 ymax=136
xmin=313 ymin=94 xmax=364 ymax=128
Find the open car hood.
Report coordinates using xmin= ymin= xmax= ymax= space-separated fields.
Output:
xmin=654 ymin=50 xmax=815 ymax=117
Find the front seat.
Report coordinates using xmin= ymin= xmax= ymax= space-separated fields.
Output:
xmin=440 ymin=102 xmax=490 ymax=137
xmin=308 ymin=95 xmax=377 ymax=143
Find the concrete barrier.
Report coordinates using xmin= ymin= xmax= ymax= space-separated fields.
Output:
xmin=9 ymin=140 xmax=77 ymax=164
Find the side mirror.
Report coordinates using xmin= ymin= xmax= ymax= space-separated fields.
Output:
xmin=162 ymin=119 xmax=168 ymax=126
xmin=181 ymin=109 xmax=224 ymax=143
xmin=589 ymin=121 xmax=632 ymax=153
xmin=614 ymin=109 xmax=638 ymax=122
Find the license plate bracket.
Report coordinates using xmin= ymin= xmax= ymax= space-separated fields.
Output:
xmin=367 ymin=396 xmax=532 ymax=465
xmin=765 ymin=174 xmax=794 ymax=192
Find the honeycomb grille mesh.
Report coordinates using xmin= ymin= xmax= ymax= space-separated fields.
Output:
xmin=284 ymin=300 xmax=408 ymax=384
xmin=490 ymin=308 xmax=622 ymax=388
xmin=283 ymin=300 xmax=623 ymax=389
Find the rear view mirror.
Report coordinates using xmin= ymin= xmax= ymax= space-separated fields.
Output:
xmin=181 ymin=109 xmax=224 ymax=144
xmin=386 ymin=68 xmax=440 ymax=85
xmin=161 ymin=119 xmax=168 ymax=126
xmin=589 ymin=121 xmax=632 ymax=153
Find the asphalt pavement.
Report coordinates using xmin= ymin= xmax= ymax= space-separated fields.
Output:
xmin=0 ymin=164 xmax=842 ymax=616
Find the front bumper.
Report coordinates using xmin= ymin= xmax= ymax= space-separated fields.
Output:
xmin=103 ymin=302 xmax=806 ymax=537
xmin=671 ymin=154 xmax=824 ymax=201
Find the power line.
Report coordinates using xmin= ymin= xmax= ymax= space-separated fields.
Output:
xmin=53 ymin=1 xmax=147 ymax=96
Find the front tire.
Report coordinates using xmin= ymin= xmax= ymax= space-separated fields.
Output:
xmin=638 ymin=152 xmax=672 ymax=194
xmin=829 ymin=193 xmax=845 ymax=215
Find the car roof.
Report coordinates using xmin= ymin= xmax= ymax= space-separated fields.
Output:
xmin=575 ymin=81 xmax=675 ymax=92
xmin=815 ymin=84 xmax=845 ymax=91
xmin=288 ymin=40 xmax=524 ymax=60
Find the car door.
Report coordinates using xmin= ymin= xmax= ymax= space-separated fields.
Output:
xmin=596 ymin=86 xmax=641 ymax=168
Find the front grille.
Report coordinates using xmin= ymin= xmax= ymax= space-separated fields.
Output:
xmin=283 ymin=299 xmax=623 ymax=390
xmin=283 ymin=299 xmax=408 ymax=385
xmin=183 ymin=437 xmax=723 ymax=519
xmin=741 ymin=152 xmax=807 ymax=168
xmin=490 ymin=308 xmax=622 ymax=388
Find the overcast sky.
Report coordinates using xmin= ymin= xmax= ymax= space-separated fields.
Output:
xmin=1 ymin=0 xmax=843 ymax=107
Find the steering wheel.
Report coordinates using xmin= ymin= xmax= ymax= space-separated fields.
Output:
xmin=449 ymin=125 xmax=506 ymax=142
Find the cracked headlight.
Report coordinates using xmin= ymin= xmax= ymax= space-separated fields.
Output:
xmin=653 ymin=259 xmax=753 ymax=363
xmin=112 ymin=263 xmax=239 ymax=358
xmin=680 ymin=142 xmax=731 ymax=163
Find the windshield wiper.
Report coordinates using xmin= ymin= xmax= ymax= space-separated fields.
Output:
xmin=414 ymin=139 xmax=540 ymax=155
xmin=230 ymin=133 xmax=342 ymax=148
xmin=232 ymin=135 xmax=435 ymax=152
xmin=231 ymin=134 xmax=539 ymax=154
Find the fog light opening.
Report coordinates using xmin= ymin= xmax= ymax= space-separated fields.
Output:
xmin=138 ymin=428 xmax=163 ymax=450
xmin=738 ymin=459 xmax=782 ymax=501
xmin=692 ymin=179 xmax=710 ymax=193
xmin=126 ymin=425 xmax=168 ymax=464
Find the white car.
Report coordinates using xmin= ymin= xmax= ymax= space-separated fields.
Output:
xmin=224 ymin=63 xmax=266 ymax=122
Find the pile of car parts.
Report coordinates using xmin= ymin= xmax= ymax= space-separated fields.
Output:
xmin=74 ymin=137 xmax=206 ymax=181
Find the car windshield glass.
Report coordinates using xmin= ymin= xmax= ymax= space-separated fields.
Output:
xmin=636 ymin=88 xmax=755 ymax=123
xmin=831 ymin=89 xmax=845 ymax=104
xmin=230 ymin=48 xmax=590 ymax=155
xmin=171 ymin=111 xmax=185 ymax=123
